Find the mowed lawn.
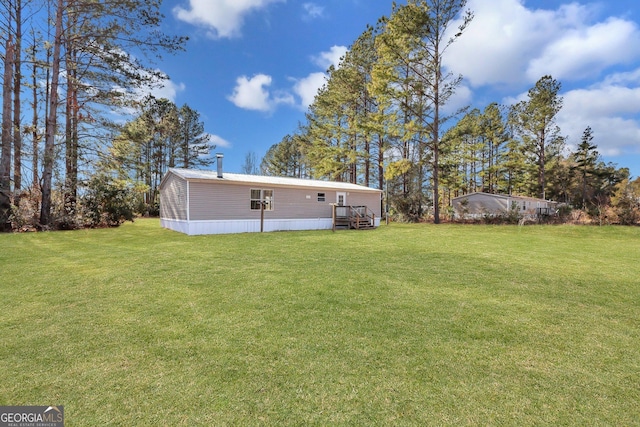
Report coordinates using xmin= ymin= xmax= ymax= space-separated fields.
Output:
xmin=1 ymin=220 xmax=639 ymax=425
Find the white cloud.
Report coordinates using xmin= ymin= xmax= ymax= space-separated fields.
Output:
xmin=173 ymin=0 xmax=284 ymax=39
xmin=293 ymin=72 xmax=327 ymax=108
xmin=601 ymin=67 xmax=640 ymax=86
xmin=445 ymin=0 xmax=561 ymax=86
xmin=527 ymin=18 xmax=640 ymax=81
xmin=288 ymin=45 xmax=346 ymax=109
xmin=208 ymin=134 xmax=233 ymax=149
xmin=500 ymin=75 xmax=640 ymax=157
xmin=112 ymin=69 xmax=186 ymax=116
xmin=230 ymin=45 xmax=345 ymax=112
xmin=148 ymin=79 xmax=186 ymax=102
xmin=559 ymin=78 xmax=640 ymax=156
xmin=312 ymin=45 xmax=348 ymax=70
xmin=227 ymin=74 xmax=273 ymax=111
xmin=445 ymin=0 xmax=640 ymax=87
xmin=95 ymin=49 xmax=186 ymax=106
xmin=442 ymin=84 xmax=473 ymax=116
xmin=227 ymin=74 xmax=294 ymax=112
xmin=303 ymin=3 xmax=324 ymax=21
xmin=442 ymin=0 xmax=640 ymax=162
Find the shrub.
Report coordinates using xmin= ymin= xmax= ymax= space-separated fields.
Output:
xmin=9 ymin=188 xmax=42 ymax=231
xmin=391 ymin=193 xmax=428 ymax=222
xmin=80 ymin=174 xmax=147 ymax=227
xmin=610 ymin=178 xmax=640 ymax=225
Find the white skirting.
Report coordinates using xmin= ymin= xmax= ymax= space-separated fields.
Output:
xmin=161 ymin=218 xmax=338 ymax=235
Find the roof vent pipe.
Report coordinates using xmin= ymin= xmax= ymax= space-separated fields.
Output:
xmin=216 ymin=153 xmax=223 ymax=178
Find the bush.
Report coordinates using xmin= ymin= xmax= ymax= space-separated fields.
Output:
xmin=391 ymin=193 xmax=428 ymax=222
xmin=9 ymin=188 xmax=42 ymax=231
xmin=610 ymin=179 xmax=640 ymax=225
xmin=80 ymin=174 xmax=147 ymax=227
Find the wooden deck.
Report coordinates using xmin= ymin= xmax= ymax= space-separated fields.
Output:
xmin=332 ymin=205 xmax=376 ymax=231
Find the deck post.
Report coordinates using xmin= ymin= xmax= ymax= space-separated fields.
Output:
xmin=332 ymin=204 xmax=336 ymax=232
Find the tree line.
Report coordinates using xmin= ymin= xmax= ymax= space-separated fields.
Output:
xmin=260 ymin=0 xmax=639 ymax=224
xmin=2 ymin=0 xmax=638 ymax=231
xmin=0 ymin=0 xmax=217 ymax=230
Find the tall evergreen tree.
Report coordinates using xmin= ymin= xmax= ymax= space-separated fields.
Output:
xmin=573 ymin=126 xmax=599 ymax=209
xmin=610 ymin=177 xmax=640 ymax=225
xmin=12 ymin=0 xmax=23 ymax=201
xmin=513 ymin=75 xmax=564 ymax=199
xmin=503 ymin=106 xmax=532 ymax=196
xmin=33 ymin=0 xmax=187 ymax=227
xmin=176 ymin=104 xmax=213 ymax=169
xmin=0 ymin=30 xmax=13 ymax=230
xmin=262 ymin=134 xmax=309 ymax=178
xmin=372 ymin=3 xmax=432 ymax=218
xmin=479 ymin=103 xmax=509 ymax=193
xmin=421 ymin=0 xmax=473 ymax=223
xmin=372 ymin=0 xmax=473 ymax=222
xmin=303 ymin=27 xmax=380 ymax=185
xmin=304 ymin=84 xmax=351 ymax=181
xmin=104 ymin=98 xmax=213 ymax=214
xmin=40 ymin=0 xmax=64 ymax=228
xmin=442 ymin=109 xmax=481 ymax=194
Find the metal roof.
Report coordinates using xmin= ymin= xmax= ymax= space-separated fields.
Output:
xmin=166 ymin=168 xmax=382 ymax=193
xmin=452 ymin=192 xmax=556 ymax=203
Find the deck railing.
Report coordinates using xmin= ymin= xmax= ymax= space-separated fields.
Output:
xmin=332 ymin=205 xmax=376 ymax=231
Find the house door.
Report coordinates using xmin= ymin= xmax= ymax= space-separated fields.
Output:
xmin=336 ymin=192 xmax=346 ymax=206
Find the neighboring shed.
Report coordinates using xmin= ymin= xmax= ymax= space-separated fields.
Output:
xmin=452 ymin=192 xmax=558 ymax=220
xmin=160 ymin=167 xmax=383 ymax=235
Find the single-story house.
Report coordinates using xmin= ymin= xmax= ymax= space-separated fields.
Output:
xmin=160 ymin=164 xmax=382 ymax=235
xmin=452 ymin=192 xmax=558 ymax=220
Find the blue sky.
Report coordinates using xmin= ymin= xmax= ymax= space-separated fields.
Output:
xmin=151 ymin=0 xmax=640 ymax=179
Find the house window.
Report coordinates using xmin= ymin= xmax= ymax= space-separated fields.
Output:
xmin=317 ymin=192 xmax=326 ymax=202
xmin=251 ymin=189 xmax=274 ymax=211
xmin=522 ymin=202 xmax=526 ymax=211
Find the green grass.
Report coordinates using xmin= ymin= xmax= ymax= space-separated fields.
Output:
xmin=1 ymin=220 xmax=639 ymax=425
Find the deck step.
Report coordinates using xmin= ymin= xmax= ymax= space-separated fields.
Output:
xmin=333 ymin=205 xmax=377 ymax=231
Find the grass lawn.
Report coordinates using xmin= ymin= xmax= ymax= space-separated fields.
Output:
xmin=1 ymin=219 xmax=639 ymax=425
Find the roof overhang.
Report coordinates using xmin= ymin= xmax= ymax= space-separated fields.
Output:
xmin=162 ymin=168 xmax=382 ymax=194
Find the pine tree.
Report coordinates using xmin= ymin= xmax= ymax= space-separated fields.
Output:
xmin=261 ymin=134 xmax=309 ymax=178
xmin=372 ymin=0 xmax=473 ymax=222
xmin=40 ymin=0 xmax=64 ymax=228
xmin=35 ymin=0 xmax=187 ymax=227
xmin=103 ymin=98 xmax=212 ymax=215
xmin=303 ymin=27 xmax=380 ymax=185
xmin=12 ymin=0 xmax=23 ymax=202
xmin=479 ymin=103 xmax=509 ymax=193
xmin=176 ymin=104 xmax=213 ymax=169
xmin=610 ymin=177 xmax=640 ymax=225
xmin=0 ymin=30 xmax=13 ymax=230
xmin=512 ymin=75 xmax=564 ymax=199
xmin=573 ymin=126 xmax=599 ymax=209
